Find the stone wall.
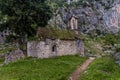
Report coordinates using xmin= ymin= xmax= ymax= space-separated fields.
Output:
xmin=27 ymin=39 xmax=84 ymax=58
xmin=4 ymin=49 xmax=25 ymax=64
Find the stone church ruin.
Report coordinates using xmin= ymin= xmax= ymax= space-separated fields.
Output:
xmin=27 ymin=14 xmax=84 ymax=58
xmin=27 ymin=39 xmax=84 ymax=58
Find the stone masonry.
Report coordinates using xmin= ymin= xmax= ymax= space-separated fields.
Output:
xmin=27 ymin=39 xmax=84 ymax=58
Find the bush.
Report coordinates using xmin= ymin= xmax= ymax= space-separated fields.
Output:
xmin=5 ymin=34 xmax=19 ymax=43
xmin=104 ymin=33 xmax=116 ymax=45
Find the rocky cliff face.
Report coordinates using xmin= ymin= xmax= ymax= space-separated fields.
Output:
xmin=104 ymin=2 xmax=120 ymax=33
xmin=49 ymin=0 xmax=120 ymax=34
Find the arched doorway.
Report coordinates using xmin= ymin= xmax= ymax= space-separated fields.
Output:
xmin=52 ymin=45 xmax=57 ymax=52
xmin=51 ymin=44 xmax=57 ymax=57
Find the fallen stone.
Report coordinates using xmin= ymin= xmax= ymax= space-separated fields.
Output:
xmin=114 ymin=52 xmax=120 ymax=66
xmin=4 ymin=49 xmax=25 ymax=64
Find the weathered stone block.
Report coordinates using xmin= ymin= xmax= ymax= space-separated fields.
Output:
xmin=114 ymin=52 xmax=120 ymax=66
xmin=4 ymin=49 xmax=25 ymax=64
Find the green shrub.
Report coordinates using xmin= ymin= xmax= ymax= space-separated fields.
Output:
xmin=104 ymin=33 xmax=116 ymax=45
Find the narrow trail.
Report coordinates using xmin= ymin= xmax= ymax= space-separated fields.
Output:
xmin=68 ymin=57 xmax=95 ymax=80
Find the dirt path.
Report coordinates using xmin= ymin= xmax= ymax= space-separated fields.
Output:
xmin=68 ymin=57 xmax=95 ymax=80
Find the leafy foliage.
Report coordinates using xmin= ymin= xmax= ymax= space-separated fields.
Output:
xmin=0 ymin=0 xmax=53 ymax=38
xmin=0 ymin=44 xmax=18 ymax=54
xmin=104 ymin=33 xmax=116 ymax=45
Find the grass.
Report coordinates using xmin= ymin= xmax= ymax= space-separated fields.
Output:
xmin=83 ymin=35 xmax=104 ymax=56
xmin=80 ymin=57 xmax=120 ymax=80
xmin=0 ymin=55 xmax=87 ymax=80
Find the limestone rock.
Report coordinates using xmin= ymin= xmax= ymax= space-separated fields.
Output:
xmin=48 ymin=0 xmax=120 ymax=34
xmin=115 ymin=52 xmax=120 ymax=60
xmin=114 ymin=52 xmax=120 ymax=66
xmin=4 ymin=49 xmax=25 ymax=64
xmin=103 ymin=4 xmax=120 ymax=33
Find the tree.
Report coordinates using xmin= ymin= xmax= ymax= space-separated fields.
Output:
xmin=0 ymin=0 xmax=53 ymax=42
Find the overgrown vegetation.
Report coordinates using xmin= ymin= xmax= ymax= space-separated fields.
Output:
xmin=80 ymin=34 xmax=104 ymax=57
xmin=0 ymin=44 xmax=18 ymax=54
xmin=0 ymin=58 xmax=4 ymax=64
xmin=0 ymin=55 xmax=87 ymax=80
xmin=36 ymin=26 xmax=76 ymax=40
xmin=81 ymin=32 xmax=120 ymax=57
xmin=80 ymin=57 xmax=120 ymax=80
